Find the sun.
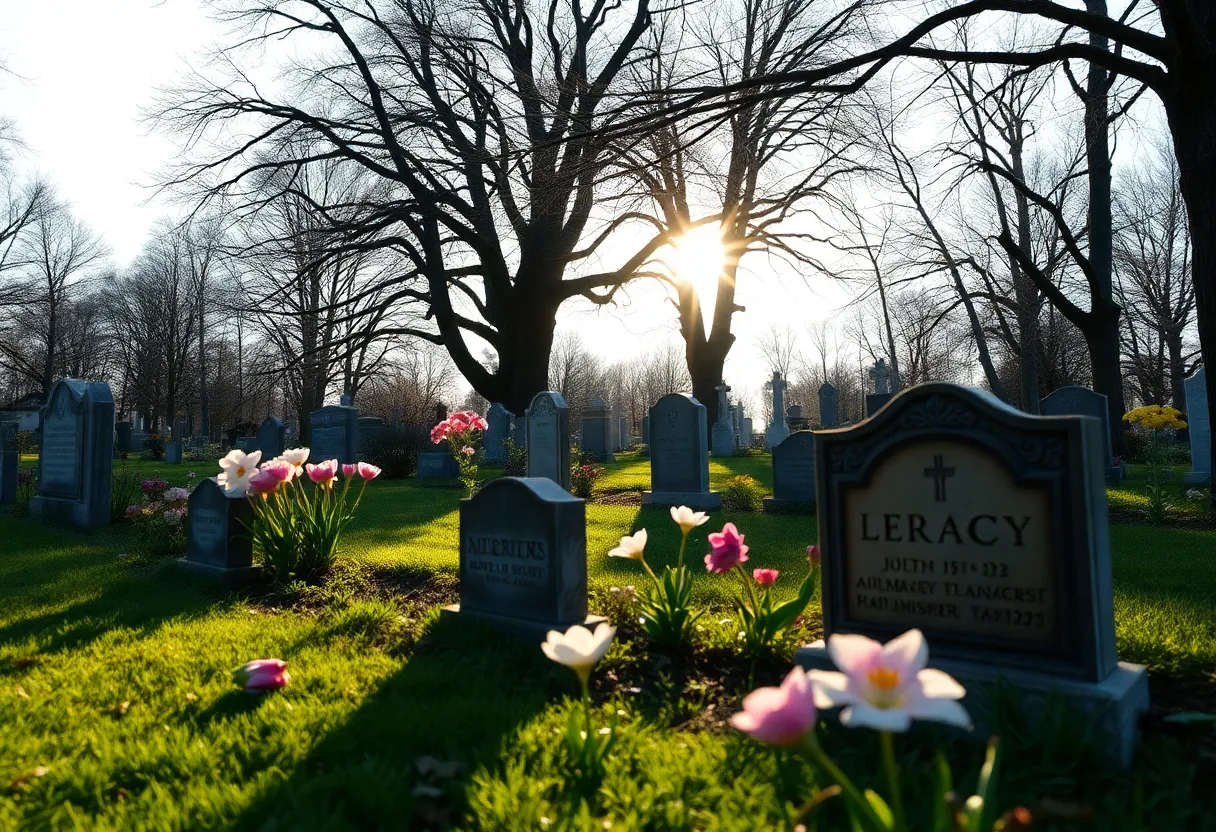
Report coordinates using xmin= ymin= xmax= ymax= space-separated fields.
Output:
xmin=665 ymin=225 xmax=727 ymax=322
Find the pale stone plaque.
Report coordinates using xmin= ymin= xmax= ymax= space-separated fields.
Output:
xmin=843 ymin=439 xmax=1056 ymax=645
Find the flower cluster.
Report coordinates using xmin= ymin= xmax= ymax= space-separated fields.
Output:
xmin=570 ymin=462 xmax=603 ymax=498
xmin=431 ymin=410 xmax=488 ymax=496
xmin=140 ymin=478 xmax=170 ymax=499
xmin=430 ymin=410 xmax=489 ymax=444
xmin=1123 ymin=404 xmax=1187 ymax=431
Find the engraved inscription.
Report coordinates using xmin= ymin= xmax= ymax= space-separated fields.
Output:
xmin=310 ymin=426 xmax=346 ymax=463
xmin=40 ymin=393 xmax=82 ymax=499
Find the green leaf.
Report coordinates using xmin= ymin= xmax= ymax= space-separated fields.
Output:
xmin=1163 ymin=711 xmax=1216 ymax=725
xmin=933 ymin=752 xmax=954 ymax=832
xmin=864 ymin=789 xmax=896 ymax=830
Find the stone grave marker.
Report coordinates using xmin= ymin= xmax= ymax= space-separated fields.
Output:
xmin=740 ymin=417 xmax=753 ymax=447
xmin=796 ymin=382 xmax=1147 ymax=766
xmin=711 ymin=384 xmax=736 ymax=456
xmin=643 ymin=393 xmax=720 ymax=509
xmin=164 ymin=437 xmax=183 ymax=465
xmin=819 ymin=383 xmax=838 ymax=428
xmin=1184 ymin=367 xmax=1210 ymax=486
xmin=179 ymin=477 xmax=260 ymax=585
xmin=484 ymin=403 xmax=515 ymax=464
xmin=580 ymin=399 xmax=614 ymax=461
xmin=0 ymin=421 xmax=17 ymax=505
xmin=764 ymin=430 xmax=816 ymax=512
xmin=236 ymin=437 xmax=256 ymax=452
xmin=1041 ymin=386 xmax=1122 ymax=480
xmin=765 ymin=371 xmax=791 ymax=449
xmin=116 ymin=420 xmax=133 ymax=454
xmin=640 ymin=415 xmax=650 ymax=446
xmin=258 ymin=416 xmax=286 ymax=460
xmin=618 ymin=416 xmax=630 ymax=450
xmin=30 ymin=379 xmax=114 ymax=528
xmin=526 ymin=391 xmax=570 ymax=490
xmin=443 ymin=476 xmax=602 ymax=635
xmin=786 ymin=403 xmax=806 ymax=432
xmin=309 ymin=404 xmax=358 ymax=465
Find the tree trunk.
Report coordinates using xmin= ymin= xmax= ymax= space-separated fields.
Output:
xmin=1166 ymin=333 xmax=1186 ymax=407
xmin=198 ymin=303 xmax=209 ymax=439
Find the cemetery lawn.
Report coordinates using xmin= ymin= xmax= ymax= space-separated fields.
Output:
xmin=2 ymin=457 xmax=1215 ymax=830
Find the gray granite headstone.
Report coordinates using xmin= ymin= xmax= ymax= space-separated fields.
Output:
xmin=643 ymin=393 xmax=720 ymax=509
xmin=526 ymin=391 xmax=570 ymax=491
xmin=580 ymin=399 xmax=614 ymax=461
xmin=1041 ymin=386 xmax=1121 ymax=480
xmin=0 ymin=421 xmax=17 ymax=505
xmin=869 ymin=358 xmax=892 ymax=394
xmin=819 ymin=383 xmax=838 ymax=428
xmin=640 ymin=416 xmax=649 ymax=446
xmin=442 ymin=477 xmax=602 ymax=636
xmin=765 ymin=371 xmax=790 ymax=449
xmin=258 ymin=416 xmax=286 ymax=460
xmin=710 ymin=384 xmax=736 ymax=457
xmin=236 ymin=436 xmax=256 ymax=453
xmin=484 ymin=403 xmax=515 ymax=464
xmin=786 ymin=403 xmax=804 ymax=432
xmin=1184 ymin=367 xmax=1210 ymax=486
xmin=764 ymin=430 xmax=815 ymax=512
xmin=30 ymin=379 xmax=114 ymax=528
xmin=309 ymin=404 xmax=359 ymax=464
xmin=865 ymin=393 xmax=893 ymax=418
xmin=618 ymin=416 xmax=630 ymax=451
xmin=164 ymin=438 xmax=183 ymax=465
xmin=740 ymin=417 xmax=753 ymax=447
xmin=179 ymin=477 xmax=260 ymax=585
xmin=796 ymin=383 xmax=1147 ymax=767
xmin=417 ymin=440 xmax=461 ymax=479
xmin=116 ymin=421 xmax=133 ymax=454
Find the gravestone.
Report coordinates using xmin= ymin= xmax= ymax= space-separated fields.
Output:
xmin=116 ymin=421 xmax=133 ymax=454
xmin=356 ymin=415 xmax=392 ymax=455
xmin=179 ymin=477 xmax=260 ymax=585
xmin=416 ymin=444 xmax=461 ymax=479
xmin=309 ymin=404 xmax=359 ymax=465
xmin=172 ymin=417 xmax=189 ymax=441
xmin=865 ymin=393 xmax=893 ymax=418
xmin=763 ymin=430 xmax=816 ymax=512
xmin=643 ymin=393 xmax=720 ymax=509
xmin=618 ymin=416 xmax=630 ymax=450
xmin=765 ymin=372 xmax=790 ymax=449
xmin=258 ymin=416 xmax=286 ymax=461
xmin=740 ymin=417 xmax=753 ymax=447
xmin=0 ymin=421 xmax=17 ymax=505
xmin=236 ymin=437 xmax=256 ymax=453
xmin=1184 ymin=367 xmax=1210 ymax=486
xmin=710 ymin=384 xmax=737 ymax=456
xmin=869 ymin=358 xmax=893 ymax=393
xmin=484 ymin=403 xmax=515 ymax=464
xmin=786 ymin=403 xmax=805 ymax=432
xmin=526 ymin=391 xmax=570 ymax=491
xmin=1041 ymin=386 xmax=1122 ymax=481
xmin=164 ymin=438 xmax=183 ymax=465
xmin=796 ymin=383 xmax=1147 ymax=767
xmin=442 ymin=477 xmax=603 ymax=636
xmin=640 ymin=415 xmax=650 ymax=446
xmin=580 ymin=399 xmax=614 ymax=461
xmin=29 ymin=379 xmax=114 ymax=528
xmin=819 ymin=383 xmax=839 ymax=428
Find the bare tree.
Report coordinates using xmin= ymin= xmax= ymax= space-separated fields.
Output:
xmin=755 ymin=324 xmax=801 ymax=380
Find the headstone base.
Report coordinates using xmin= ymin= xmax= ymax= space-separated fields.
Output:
xmin=641 ymin=490 xmax=722 ymax=510
xmin=1183 ymin=471 xmax=1211 ymax=486
xmin=795 ymin=641 xmax=1148 ymax=769
xmin=762 ymin=497 xmax=815 ymax=514
xmin=30 ymin=496 xmax=108 ymax=528
xmin=177 ymin=558 xmax=264 ymax=588
xmin=417 ymin=451 xmax=461 ymax=479
xmin=441 ymin=605 xmax=608 ymax=639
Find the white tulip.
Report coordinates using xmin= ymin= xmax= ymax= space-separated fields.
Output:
xmin=217 ymin=449 xmax=263 ymax=495
xmin=279 ymin=447 xmax=311 ymax=474
xmin=541 ymin=622 xmax=616 ymax=683
xmin=608 ymin=529 xmax=648 ymax=561
xmin=669 ymin=505 xmax=709 ymax=535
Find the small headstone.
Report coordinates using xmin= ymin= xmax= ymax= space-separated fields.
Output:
xmin=796 ymin=383 xmax=1147 ymax=767
xmin=416 ymin=441 xmax=461 ymax=479
xmin=765 ymin=371 xmax=790 ymax=449
xmin=484 ymin=403 xmax=515 ymax=464
xmin=526 ymin=391 xmax=570 ymax=491
xmin=580 ymin=399 xmax=614 ymax=462
xmin=618 ymin=416 xmax=630 ymax=450
xmin=30 ymin=379 xmax=114 ymax=527
xmin=819 ymin=383 xmax=839 ymax=428
xmin=442 ymin=477 xmax=603 ymax=636
xmin=179 ymin=477 xmax=261 ymax=585
xmin=640 ymin=415 xmax=650 ymax=446
xmin=172 ymin=417 xmax=189 ymax=441
xmin=1041 ymin=386 xmax=1121 ymax=480
xmin=1184 ymin=367 xmax=1210 ymax=486
xmin=164 ymin=438 xmax=183 ymax=465
xmin=763 ymin=430 xmax=815 ymax=512
xmin=642 ymin=393 xmax=720 ymax=509
xmin=434 ymin=404 xmax=448 ymax=423
xmin=865 ymin=393 xmax=893 ymax=418
xmin=0 ymin=421 xmax=17 ymax=505
xmin=308 ymin=404 xmax=359 ymax=465
xmin=740 ymin=417 xmax=753 ymax=447
xmin=258 ymin=416 xmax=286 ymax=460
xmin=116 ymin=421 xmax=133 ymax=454
xmin=786 ymin=403 xmax=805 ymax=432
xmin=236 ymin=436 xmax=256 ymax=452
xmin=710 ymin=383 xmax=737 ymax=456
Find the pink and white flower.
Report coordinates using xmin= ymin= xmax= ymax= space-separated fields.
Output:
xmin=260 ymin=459 xmax=297 ymax=484
xmin=232 ymin=659 xmax=290 ymax=693
xmin=807 ymin=544 xmax=821 ymax=566
xmin=752 ymin=568 xmax=779 ymax=587
xmin=247 ymin=469 xmax=283 ymax=496
xmin=357 ymin=462 xmax=382 ymax=480
xmin=217 ymin=449 xmax=262 ymax=495
xmin=460 ymin=446 xmax=475 ymax=457
xmin=163 ymin=507 xmax=186 ymax=525
xmin=164 ymin=487 xmax=190 ymax=503
xmin=305 ymin=459 xmax=338 ymax=485
xmin=342 ymin=463 xmax=358 ymax=478
xmin=608 ymin=529 xmax=647 ymax=561
xmin=705 ymin=522 xmax=749 ymax=573
xmin=280 ymin=448 xmax=310 ymax=474
xmin=807 ymin=628 xmax=971 ymax=733
xmin=729 ymin=667 xmax=818 ymax=746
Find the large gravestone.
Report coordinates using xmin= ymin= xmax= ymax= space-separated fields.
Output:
xmin=1184 ymin=367 xmax=1210 ymax=486
xmin=796 ymin=383 xmax=1147 ymax=767
xmin=484 ymin=403 xmax=515 ymax=464
xmin=258 ymin=416 xmax=286 ymax=460
xmin=786 ymin=403 xmax=805 ymax=432
xmin=710 ymin=384 xmax=736 ymax=456
xmin=309 ymin=404 xmax=358 ymax=465
xmin=765 ymin=372 xmax=790 ymax=449
xmin=356 ymin=416 xmax=392 ymax=456
xmin=0 ymin=421 xmax=17 ymax=505
xmin=580 ymin=399 xmax=614 ymax=461
xmin=526 ymin=391 xmax=570 ymax=491
xmin=30 ymin=379 xmax=113 ymax=528
xmin=643 ymin=394 xmax=720 ymax=509
xmin=1041 ymin=386 xmax=1122 ymax=480
xmin=116 ymin=421 xmax=133 ymax=454
xmin=164 ymin=438 xmax=183 ymax=465
xmin=764 ymin=430 xmax=816 ymax=512
xmin=179 ymin=477 xmax=261 ymax=585
xmin=443 ymin=477 xmax=602 ymax=636
xmin=819 ymin=383 xmax=838 ymax=428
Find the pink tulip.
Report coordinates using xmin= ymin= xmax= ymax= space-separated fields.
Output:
xmin=247 ymin=469 xmax=282 ymax=496
xmin=342 ymin=463 xmax=358 ymax=477
xmin=357 ymin=462 xmax=382 ymax=480
xmin=470 ymin=415 xmax=489 ymax=432
xmin=260 ymin=459 xmax=296 ymax=483
xmin=430 ymin=423 xmax=450 ymax=444
xmin=306 ymin=459 xmax=338 ymax=484
xmin=705 ymin=522 xmax=749 ymax=573
xmin=232 ymin=659 xmax=291 ymax=694
xmin=730 ymin=667 xmax=818 ymax=746
xmin=753 ymin=568 xmax=780 ymax=587
xmin=807 ymin=545 xmax=821 ymax=566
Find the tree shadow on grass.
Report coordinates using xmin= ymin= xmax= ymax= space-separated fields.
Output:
xmin=231 ymin=613 xmax=557 ymax=831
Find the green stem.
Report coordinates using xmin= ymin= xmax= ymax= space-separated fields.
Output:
xmin=580 ymin=673 xmax=593 ymax=765
xmin=800 ymin=734 xmax=887 ymax=831
xmin=881 ymin=731 xmax=906 ymax=832
xmin=676 ymin=530 xmax=689 ymax=570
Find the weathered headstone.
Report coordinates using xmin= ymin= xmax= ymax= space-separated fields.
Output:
xmin=643 ymin=393 xmax=720 ymax=509
xmin=116 ymin=421 xmax=133 ymax=454
xmin=484 ymin=403 xmax=515 ymax=464
xmin=0 ymin=421 xmax=17 ymax=505
xmin=236 ymin=437 xmax=256 ymax=453
xmin=172 ymin=417 xmax=189 ymax=441
xmin=869 ymin=358 xmax=893 ymax=393
xmin=618 ymin=416 xmax=630 ymax=450
xmin=443 ymin=477 xmax=603 ymax=635
xmin=764 ymin=430 xmax=815 ymax=512
xmin=786 ymin=403 xmax=805 ymax=432
xmin=640 ymin=415 xmax=650 ymax=446
xmin=179 ymin=477 xmax=261 ymax=585
xmin=258 ymin=416 xmax=286 ymax=461
xmin=526 ymin=391 xmax=570 ymax=491
xmin=1184 ymin=367 xmax=1210 ymax=486
xmin=740 ymin=417 xmax=753 ymax=447
xmin=765 ymin=371 xmax=790 ymax=450
xmin=1041 ymin=386 xmax=1122 ymax=480
xmin=819 ymin=383 xmax=839 ymax=428
xmin=30 ymin=379 xmax=114 ymax=528
xmin=308 ymin=404 xmax=359 ymax=465
xmin=580 ymin=399 xmax=614 ymax=462
xmin=417 ymin=437 xmax=460 ymax=479
xmin=164 ymin=438 xmax=183 ymax=465
xmin=711 ymin=384 xmax=737 ymax=456
xmin=796 ymin=383 xmax=1147 ymax=767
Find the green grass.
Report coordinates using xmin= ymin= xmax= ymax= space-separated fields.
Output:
xmin=1 ymin=455 xmax=1214 ymax=830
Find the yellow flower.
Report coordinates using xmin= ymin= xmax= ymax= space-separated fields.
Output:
xmin=1123 ymin=404 xmax=1186 ymax=431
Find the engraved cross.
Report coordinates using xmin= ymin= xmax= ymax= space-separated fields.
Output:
xmin=924 ymin=454 xmax=955 ymax=502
